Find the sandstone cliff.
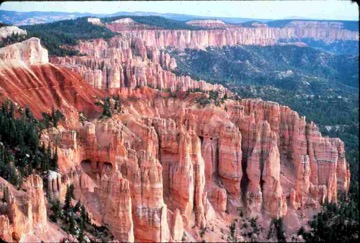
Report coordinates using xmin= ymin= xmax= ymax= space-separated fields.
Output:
xmin=0 ymin=37 xmax=48 ymax=66
xmin=0 ymin=175 xmax=67 ymax=242
xmin=29 ymin=90 xmax=349 ymax=242
xmin=0 ymin=29 xmax=352 ymax=242
xmin=0 ymin=26 xmax=27 ymax=40
xmin=186 ymin=20 xmax=227 ymax=29
xmin=105 ymin=19 xmax=358 ymax=50
xmin=50 ymin=36 xmax=228 ymax=94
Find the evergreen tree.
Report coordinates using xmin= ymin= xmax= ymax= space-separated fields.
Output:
xmin=51 ymin=148 xmax=58 ymax=171
xmin=64 ymin=184 xmax=73 ymax=212
xmin=50 ymin=199 xmax=61 ymax=222
xmin=228 ymin=221 xmax=237 ymax=242
xmin=74 ymin=200 xmax=81 ymax=213
xmin=80 ymin=204 xmax=90 ymax=229
xmin=102 ymin=97 xmax=112 ymax=118
xmin=78 ymin=227 xmax=85 ymax=242
xmin=68 ymin=211 xmax=76 ymax=234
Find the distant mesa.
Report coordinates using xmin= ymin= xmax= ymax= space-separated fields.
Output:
xmin=186 ymin=19 xmax=227 ymax=28
xmin=87 ymin=17 xmax=103 ymax=26
xmin=0 ymin=25 xmax=27 ymax=40
xmin=250 ymin=22 xmax=268 ymax=28
xmin=111 ymin=18 xmax=135 ymax=24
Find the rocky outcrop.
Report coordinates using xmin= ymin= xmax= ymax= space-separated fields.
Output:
xmin=286 ymin=20 xmax=358 ymax=42
xmin=106 ymin=18 xmax=160 ymax=32
xmin=104 ymin=18 xmax=358 ymax=50
xmin=186 ymin=20 xmax=227 ymax=29
xmin=87 ymin=17 xmax=102 ymax=26
xmin=0 ymin=26 xmax=27 ymax=40
xmin=0 ymin=83 xmax=351 ymax=242
xmin=99 ymin=170 xmax=134 ymax=242
xmin=0 ymin=32 xmax=352 ymax=242
xmin=50 ymin=36 xmax=228 ymax=94
xmin=0 ymin=59 xmax=104 ymax=124
xmin=0 ymin=37 xmax=48 ymax=66
xmin=0 ymin=174 xmax=53 ymax=242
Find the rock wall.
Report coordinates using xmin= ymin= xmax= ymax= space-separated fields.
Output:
xmin=108 ymin=24 xmax=357 ymax=50
xmin=44 ymin=93 xmax=348 ymax=241
xmin=0 ymin=26 xmax=27 ymax=40
xmin=50 ymin=36 xmax=228 ymax=94
xmin=0 ymin=175 xmax=49 ymax=242
xmin=0 ymin=27 xmax=352 ymax=242
xmin=0 ymin=37 xmax=48 ymax=66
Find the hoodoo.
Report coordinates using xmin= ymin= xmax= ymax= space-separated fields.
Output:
xmin=0 ymin=5 xmax=357 ymax=242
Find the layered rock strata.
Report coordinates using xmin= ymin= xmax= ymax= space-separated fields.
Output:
xmin=0 ymin=37 xmax=48 ymax=66
xmin=0 ymin=26 xmax=27 ymax=40
xmin=0 ymin=175 xmax=53 ymax=242
xmin=106 ymin=19 xmax=358 ymax=49
xmin=35 ymin=92 xmax=349 ymax=241
xmin=50 ymin=36 xmax=227 ymax=93
xmin=0 ymin=34 xmax=352 ymax=242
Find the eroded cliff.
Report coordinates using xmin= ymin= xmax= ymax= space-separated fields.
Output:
xmin=0 ymin=31 xmax=352 ymax=242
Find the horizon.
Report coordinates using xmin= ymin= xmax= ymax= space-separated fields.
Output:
xmin=0 ymin=0 xmax=359 ymax=21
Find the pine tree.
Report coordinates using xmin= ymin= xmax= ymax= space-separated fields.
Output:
xmin=51 ymin=148 xmax=58 ymax=171
xmin=50 ymin=199 xmax=61 ymax=222
xmin=102 ymin=97 xmax=112 ymax=118
xmin=78 ymin=227 xmax=85 ymax=242
xmin=2 ymin=187 xmax=7 ymax=203
xmin=64 ymin=185 xmax=73 ymax=212
xmin=52 ymin=107 xmax=58 ymax=127
xmin=81 ymin=204 xmax=90 ymax=229
xmin=74 ymin=200 xmax=81 ymax=213
xmin=68 ymin=211 xmax=76 ymax=234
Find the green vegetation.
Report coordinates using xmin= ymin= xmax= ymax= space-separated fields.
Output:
xmin=49 ymin=184 xmax=114 ymax=242
xmin=170 ymin=45 xmax=358 ymax=89
xmin=0 ymin=32 xmax=28 ymax=48
xmin=95 ymin=96 xmax=122 ymax=119
xmin=279 ymin=38 xmax=359 ymax=55
xmin=172 ymin=44 xmax=359 ymax=241
xmin=50 ymin=184 xmax=114 ymax=242
xmin=265 ymin=19 xmax=358 ymax=32
xmin=102 ymin=15 xmax=204 ymax=30
xmin=20 ymin=17 xmax=115 ymax=56
xmin=41 ymin=107 xmax=65 ymax=128
xmin=267 ymin=218 xmax=286 ymax=242
xmin=0 ymin=22 xmax=9 ymax=27
xmin=300 ymin=192 xmax=359 ymax=242
xmin=0 ymin=101 xmax=59 ymax=187
xmin=228 ymin=221 xmax=237 ymax=242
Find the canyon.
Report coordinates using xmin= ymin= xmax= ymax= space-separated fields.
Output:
xmin=105 ymin=19 xmax=358 ymax=49
xmin=0 ymin=16 xmax=354 ymax=242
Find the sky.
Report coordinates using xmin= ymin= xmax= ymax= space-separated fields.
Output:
xmin=0 ymin=1 xmax=358 ymax=21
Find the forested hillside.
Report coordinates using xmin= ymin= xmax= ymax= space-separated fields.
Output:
xmin=20 ymin=17 xmax=115 ymax=56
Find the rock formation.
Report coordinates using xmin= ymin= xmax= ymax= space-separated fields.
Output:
xmin=50 ymin=36 xmax=227 ymax=94
xmin=0 ymin=22 xmax=352 ymax=242
xmin=0 ymin=26 xmax=27 ymax=40
xmin=186 ymin=20 xmax=227 ymax=29
xmin=0 ymin=174 xmax=66 ymax=242
xmin=105 ymin=19 xmax=358 ymax=50
xmin=0 ymin=37 xmax=48 ymax=66
xmin=87 ymin=17 xmax=103 ymax=26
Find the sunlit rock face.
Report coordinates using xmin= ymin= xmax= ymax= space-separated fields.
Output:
xmin=0 ymin=21 xmax=352 ymax=242
xmin=106 ymin=19 xmax=358 ymax=50
xmin=0 ymin=26 xmax=27 ymax=40
xmin=0 ymin=37 xmax=48 ymax=66
xmin=50 ymin=36 xmax=228 ymax=95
